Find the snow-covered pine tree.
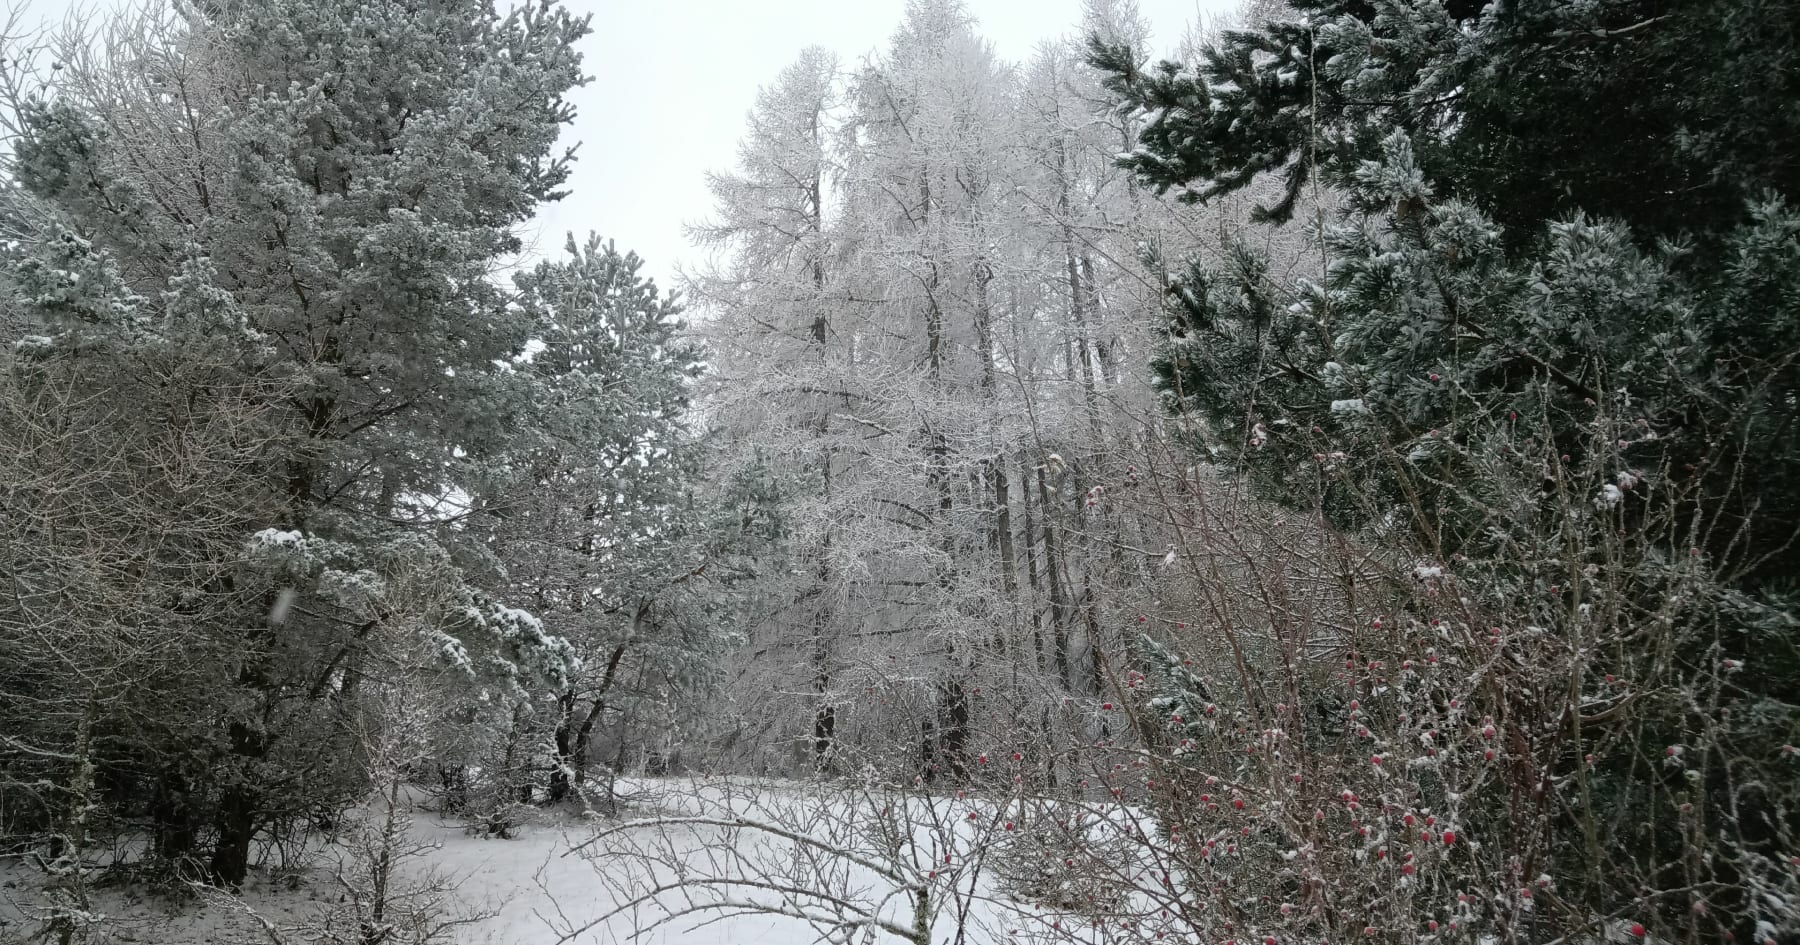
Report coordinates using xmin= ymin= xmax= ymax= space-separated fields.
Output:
xmin=493 ymin=234 xmax=726 ymax=808
xmin=3 ymin=0 xmax=590 ymax=884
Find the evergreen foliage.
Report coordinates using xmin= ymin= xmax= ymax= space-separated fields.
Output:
xmin=0 ymin=0 xmax=736 ymax=889
xmin=1092 ymin=0 xmax=1800 ymax=937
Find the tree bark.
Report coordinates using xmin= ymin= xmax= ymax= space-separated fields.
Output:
xmin=150 ymin=769 xmax=199 ymax=875
xmin=1037 ymin=465 xmax=1074 ymax=690
xmin=550 ymin=640 xmax=631 ymax=802
xmin=207 ymin=719 xmax=265 ymax=887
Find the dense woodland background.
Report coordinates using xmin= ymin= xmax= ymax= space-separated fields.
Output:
xmin=1 ymin=0 xmax=1796 ymax=943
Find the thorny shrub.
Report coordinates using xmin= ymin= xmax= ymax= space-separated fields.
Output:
xmin=981 ymin=388 xmax=1800 ymax=944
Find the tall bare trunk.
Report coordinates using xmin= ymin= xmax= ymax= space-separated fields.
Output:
xmin=806 ymin=146 xmax=838 ymax=771
xmin=1036 ymin=464 xmax=1074 ymax=690
xmin=1054 ymin=134 xmax=1105 ymax=448
xmin=972 ymin=261 xmax=1019 ymax=653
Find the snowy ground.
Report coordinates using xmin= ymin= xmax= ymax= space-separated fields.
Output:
xmin=3 ymin=811 xmax=584 ymax=944
xmin=0 ymin=778 xmax=1056 ymax=945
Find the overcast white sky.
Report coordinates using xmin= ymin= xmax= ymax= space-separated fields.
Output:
xmin=22 ymin=0 xmax=1234 ymax=288
xmin=529 ymin=0 xmax=1234 ymax=289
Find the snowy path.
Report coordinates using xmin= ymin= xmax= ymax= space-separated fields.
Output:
xmin=0 ymin=778 xmax=1055 ymax=945
xmin=400 ymin=811 xmax=795 ymax=945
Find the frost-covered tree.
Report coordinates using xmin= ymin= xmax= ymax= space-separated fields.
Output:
xmin=490 ymin=234 xmax=727 ymax=808
xmin=830 ymin=0 xmax=1029 ymax=779
xmin=693 ymin=1 xmax=1226 ymax=785
xmin=697 ymin=0 xmax=1069 ymax=778
xmin=1 ymin=0 xmax=593 ymax=885
xmin=688 ymin=44 xmax=851 ymax=771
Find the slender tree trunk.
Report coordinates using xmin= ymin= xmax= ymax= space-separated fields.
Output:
xmin=1080 ymin=254 xmax=1118 ymax=388
xmin=993 ymin=462 xmax=1018 ymax=609
xmin=1019 ymin=458 xmax=1046 ymax=672
xmin=548 ymin=691 xmax=576 ymax=803
xmin=915 ymin=172 xmax=971 ymax=779
xmin=554 ymin=640 xmax=630 ymax=798
xmin=48 ymin=699 xmax=99 ymax=945
xmin=1054 ymin=135 xmax=1105 ymax=447
xmin=812 ymin=686 xmax=837 ymax=770
xmin=811 ymin=532 xmax=836 ymax=772
xmin=937 ymin=679 xmax=970 ymax=781
xmin=809 ymin=437 xmax=836 ymax=771
xmin=357 ymin=778 xmax=406 ymax=945
xmin=806 ymin=163 xmax=839 ymax=770
xmin=1037 ymin=465 xmax=1073 ymax=690
xmin=971 ymin=261 xmax=1019 ymax=653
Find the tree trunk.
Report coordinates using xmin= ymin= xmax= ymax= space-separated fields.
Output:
xmin=806 ymin=208 xmax=836 ymax=768
xmin=810 ymin=569 xmax=835 ymax=771
xmin=150 ymin=769 xmax=199 ymax=876
xmin=918 ymin=715 xmax=938 ymax=784
xmin=548 ymin=691 xmax=576 ymax=804
xmin=48 ymin=699 xmax=99 ymax=945
xmin=1080 ymin=254 xmax=1117 ymax=388
xmin=564 ymin=642 xmax=630 ymax=796
xmin=1037 ymin=465 xmax=1074 ymax=690
xmin=936 ymin=679 xmax=970 ymax=781
xmin=1055 ymin=134 xmax=1106 ymax=447
xmin=813 ymin=700 xmax=837 ymax=771
xmin=207 ymin=697 xmax=277 ymax=888
xmin=207 ymin=801 xmax=255 ymax=886
xmin=972 ymin=262 xmax=1019 ymax=653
